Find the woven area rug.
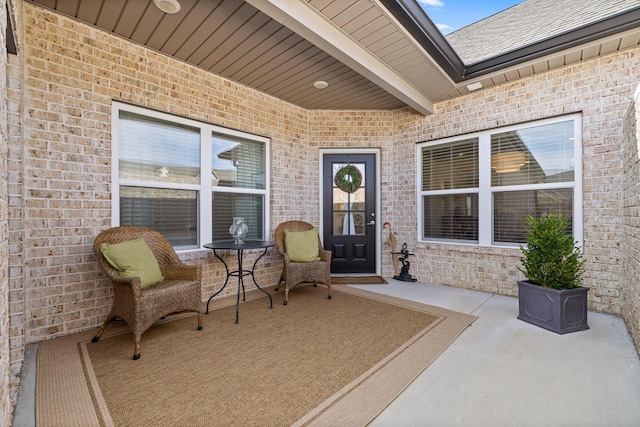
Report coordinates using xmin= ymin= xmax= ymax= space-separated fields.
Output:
xmin=36 ymin=285 xmax=476 ymax=427
xmin=331 ymin=275 xmax=388 ymax=285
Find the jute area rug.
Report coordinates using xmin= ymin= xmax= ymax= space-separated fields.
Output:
xmin=330 ymin=276 xmax=388 ymax=285
xmin=36 ymin=285 xmax=476 ymax=427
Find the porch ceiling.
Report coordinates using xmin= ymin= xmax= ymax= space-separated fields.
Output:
xmin=25 ymin=0 xmax=640 ymax=115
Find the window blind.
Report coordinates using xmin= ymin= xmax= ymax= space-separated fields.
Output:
xmin=491 ymin=120 xmax=574 ymax=187
xmin=212 ymin=193 xmax=263 ymax=241
xmin=120 ymin=186 xmax=198 ymax=247
xmin=418 ymin=114 xmax=580 ymax=246
xmin=422 ymin=138 xmax=478 ymax=191
xmin=493 ymin=189 xmax=573 ymax=244
xmin=212 ymin=134 xmax=265 ymax=190
xmin=119 ymin=111 xmax=200 ymax=183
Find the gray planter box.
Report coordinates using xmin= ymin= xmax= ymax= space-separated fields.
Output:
xmin=517 ymin=280 xmax=589 ymax=334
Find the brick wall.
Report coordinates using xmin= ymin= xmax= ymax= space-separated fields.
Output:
xmin=15 ymin=1 xmax=640 ymax=343
xmin=14 ymin=3 xmax=316 ymax=351
xmin=5 ymin=50 xmax=22 ymax=424
xmin=388 ymin=51 xmax=640 ymax=316
xmin=5 ymin=3 xmax=640 ymax=421
xmin=0 ymin=0 xmax=10 ymax=423
xmin=622 ymin=84 xmax=640 ymax=353
xmin=307 ymin=110 xmax=397 ymax=275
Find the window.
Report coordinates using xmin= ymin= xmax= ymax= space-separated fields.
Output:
xmin=418 ymin=114 xmax=582 ymax=246
xmin=112 ymin=102 xmax=270 ymax=249
xmin=421 ymin=137 xmax=479 ymax=242
xmin=211 ymin=134 xmax=266 ymax=242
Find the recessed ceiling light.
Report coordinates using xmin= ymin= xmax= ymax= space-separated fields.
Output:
xmin=153 ymin=0 xmax=181 ymax=14
xmin=313 ymin=81 xmax=328 ymax=89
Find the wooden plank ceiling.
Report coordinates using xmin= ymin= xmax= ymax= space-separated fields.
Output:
xmin=25 ymin=0 xmax=640 ymax=115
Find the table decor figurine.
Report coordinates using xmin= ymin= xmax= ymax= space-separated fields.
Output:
xmin=394 ymin=243 xmax=416 ymax=282
xmin=229 ymin=217 xmax=248 ymax=244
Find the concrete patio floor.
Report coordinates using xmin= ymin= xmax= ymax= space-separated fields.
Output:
xmin=364 ymin=279 xmax=640 ymax=427
xmin=12 ymin=279 xmax=640 ymax=426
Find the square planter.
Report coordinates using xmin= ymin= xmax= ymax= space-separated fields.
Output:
xmin=517 ymin=280 xmax=589 ymax=334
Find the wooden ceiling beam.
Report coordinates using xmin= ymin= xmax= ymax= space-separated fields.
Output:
xmin=245 ymin=0 xmax=434 ymax=115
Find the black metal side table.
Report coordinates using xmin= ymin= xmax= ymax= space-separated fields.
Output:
xmin=204 ymin=240 xmax=274 ymax=323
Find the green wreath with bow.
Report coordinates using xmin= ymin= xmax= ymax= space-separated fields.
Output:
xmin=334 ymin=164 xmax=362 ymax=193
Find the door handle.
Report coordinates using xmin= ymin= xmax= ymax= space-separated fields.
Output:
xmin=366 ymin=220 xmax=375 ymax=226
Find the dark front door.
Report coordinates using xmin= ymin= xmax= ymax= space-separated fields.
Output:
xmin=322 ymin=153 xmax=377 ymax=274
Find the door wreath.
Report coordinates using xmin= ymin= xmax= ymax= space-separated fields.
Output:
xmin=334 ymin=165 xmax=362 ymax=193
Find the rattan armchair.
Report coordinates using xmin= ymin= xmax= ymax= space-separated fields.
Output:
xmin=275 ymin=221 xmax=332 ymax=305
xmin=92 ymin=226 xmax=203 ymax=360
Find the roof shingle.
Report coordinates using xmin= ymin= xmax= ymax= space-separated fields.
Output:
xmin=446 ymin=0 xmax=640 ymax=64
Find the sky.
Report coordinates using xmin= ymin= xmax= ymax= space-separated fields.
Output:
xmin=417 ymin=0 xmax=521 ymax=35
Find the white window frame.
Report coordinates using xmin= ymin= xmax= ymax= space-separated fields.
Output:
xmin=417 ymin=113 xmax=582 ymax=248
xmin=111 ymin=101 xmax=270 ymax=251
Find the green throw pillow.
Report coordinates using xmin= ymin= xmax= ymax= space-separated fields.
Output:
xmin=284 ymin=228 xmax=321 ymax=262
xmin=101 ymin=238 xmax=164 ymax=288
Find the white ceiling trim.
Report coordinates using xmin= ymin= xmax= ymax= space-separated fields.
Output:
xmin=453 ymin=25 xmax=640 ymax=92
xmin=372 ymin=0 xmax=458 ymax=87
xmin=245 ymin=0 xmax=435 ymax=115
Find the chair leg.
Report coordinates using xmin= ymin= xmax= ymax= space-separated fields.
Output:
xmin=91 ymin=326 xmax=105 ymax=343
xmin=91 ymin=315 xmax=117 ymax=343
xmin=133 ymin=340 xmax=141 ymax=360
xmin=197 ymin=312 xmax=203 ymax=330
xmin=283 ymin=288 xmax=289 ymax=305
xmin=275 ymin=273 xmax=284 ymax=291
xmin=327 ymin=283 xmax=332 ymax=300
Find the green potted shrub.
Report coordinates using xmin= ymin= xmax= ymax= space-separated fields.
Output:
xmin=517 ymin=213 xmax=589 ymax=334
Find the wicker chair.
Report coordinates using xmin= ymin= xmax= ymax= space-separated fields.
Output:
xmin=92 ymin=226 xmax=203 ymax=360
xmin=275 ymin=221 xmax=332 ymax=305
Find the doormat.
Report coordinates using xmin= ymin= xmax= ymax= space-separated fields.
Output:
xmin=331 ymin=276 xmax=388 ymax=285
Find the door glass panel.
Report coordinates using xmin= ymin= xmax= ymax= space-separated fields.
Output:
xmin=332 ymin=163 xmax=365 ymax=235
xmin=333 ymin=211 xmax=346 ymax=235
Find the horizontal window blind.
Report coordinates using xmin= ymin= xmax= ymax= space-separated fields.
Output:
xmin=119 ymin=111 xmax=200 ymax=183
xmin=114 ymin=103 xmax=270 ymax=248
xmin=423 ymin=194 xmax=478 ymax=242
xmin=120 ymin=186 xmax=198 ymax=247
xmin=422 ymin=138 xmax=478 ymax=191
xmin=493 ymin=189 xmax=573 ymax=244
xmin=418 ymin=114 xmax=580 ymax=246
xmin=212 ymin=134 xmax=265 ymax=190
xmin=491 ymin=120 xmax=574 ymax=186
xmin=212 ymin=192 xmax=263 ymax=242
